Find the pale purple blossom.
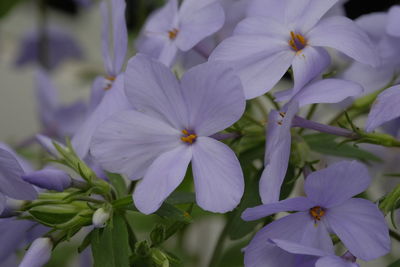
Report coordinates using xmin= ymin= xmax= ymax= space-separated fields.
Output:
xmin=260 ymin=79 xmax=363 ymax=204
xmin=242 ymin=161 xmax=390 ymax=266
xmin=342 ymin=8 xmax=400 ymax=95
xmin=210 ymin=0 xmax=378 ymax=99
xmin=15 ymin=26 xmax=83 ymax=69
xmin=91 ymin=54 xmax=245 ymax=214
xmin=72 ymin=0 xmax=131 ymax=158
xmin=35 ymin=69 xmax=87 ymax=139
xmin=22 ymin=168 xmax=71 ymax=192
xmin=136 ymin=0 xmax=225 ymax=67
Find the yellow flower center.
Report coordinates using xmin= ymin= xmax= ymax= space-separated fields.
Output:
xmin=309 ymin=206 xmax=325 ymax=221
xmin=180 ymin=129 xmax=197 ymax=144
xmin=168 ymin=28 xmax=179 ymax=40
xmin=288 ymin=31 xmax=307 ymax=52
xmin=104 ymin=75 xmax=116 ymax=91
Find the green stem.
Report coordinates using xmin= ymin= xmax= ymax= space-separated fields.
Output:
xmin=390 ymin=229 xmax=400 ymax=242
xmin=265 ymin=93 xmax=280 ymax=110
xmin=208 ymin=218 xmax=232 ymax=267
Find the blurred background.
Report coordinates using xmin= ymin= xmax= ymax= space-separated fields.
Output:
xmin=0 ymin=0 xmax=400 ymax=266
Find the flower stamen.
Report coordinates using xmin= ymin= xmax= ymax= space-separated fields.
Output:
xmin=309 ymin=206 xmax=325 ymax=221
xmin=104 ymin=75 xmax=116 ymax=90
xmin=168 ymin=28 xmax=179 ymax=40
xmin=288 ymin=31 xmax=307 ymax=52
xmin=181 ymin=129 xmax=197 ymax=144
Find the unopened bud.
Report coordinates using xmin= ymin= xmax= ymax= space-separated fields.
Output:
xmin=92 ymin=207 xmax=110 ymax=228
xmin=19 ymin=237 xmax=52 ymax=267
xmin=22 ymin=168 xmax=71 ymax=192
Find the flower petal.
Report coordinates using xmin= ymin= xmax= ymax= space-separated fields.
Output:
xmin=308 ymin=16 xmax=379 ymax=67
xmin=100 ymin=0 xmax=113 ymax=74
xmin=72 ymin=74 xmax=131 ymax=158
xmin=293 ymin=79 xmax=363 ymax=107
xmin=111 ymin=0 xmax=127 ymax=75
xmin=124 ymin=54 xmax=188 ymax=129
xmin=158 ymin=41 xmax=178 ymax=67
xmin=89 ymin=76 xmax=106 ymax=112
xmin=242 ymin=197 xmax=314 ymax=221
xmin=365 ymin=85 xmax=400 ymax=132
xmin=176 ymin=0 xmax=224 ymax=51
xmin=234 ymin=16 xmax=289 ymax=38
xmin=325 ymin=198 xmax=390 ymax=261
xmin=387 ymin=6 xmax=400 ymax=37
xmin=304 ymin=161 xmax=370 ymax=207
xmin=22 ymin=168 xmax=71 ymax=192
xmin=91 ymin=110 xmax=181 ymax=180
xmin=181 ymin=62 xmax=245 ymax=136
xmin=192 ymin=137 xmax=244 ymax=213
xmin=133 ymin=145 xmax=192 ymax=214
xmin=270 ymin=238 xmax=331 ymax=257
xmin=316 ymin=256 xmax=360 ymax=267
xmin=0 ymin=148 xmax=37 ymax=200
xmin=244 ymin=212 xmax=333 ymax=267
xmin=290 ymin=46 xmax=330 ymax=96
xmin=284 ymin=0 xmax=339 ymax=32
xmin=260 ymin=102 xmax=298 ymax=204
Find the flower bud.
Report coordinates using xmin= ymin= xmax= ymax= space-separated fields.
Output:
xmin=22 ymin=168 xmax=71 ymax=192
xmin=92 ymin=207 xmax=111 ymax=228
xmin=19 ymin=237 xmax=52 ymax=267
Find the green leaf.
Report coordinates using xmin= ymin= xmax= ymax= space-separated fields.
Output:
xmin=155 ymin=203 xmax=192 ymax=222
xmin=107 ymin=173 xmax=127 ymax=198
xmin=303 ymin=133 xmax=381 ymax=162
xmin=388 ymin=258 xmax=400 ymax=267
xmin=165 ymin=192 xmax=195 ymax=205
xmin=91 ymin=214 xmax=131 ymax=267
xmin=0 ymin=0 xmax=25 ymax=19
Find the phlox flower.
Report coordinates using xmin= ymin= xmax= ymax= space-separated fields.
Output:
xmin=15 ymin=26 xmax=83 ymax=69
xmin=210 ymin=0 xmax=378 ymax=99
xmin=35 ymin=69 xmax=87 ymax=140
xmin=19 ymin=237 xmax=52 ymax=267
xmin=91 ymin=54 xmax=246 ymax=214
xmin=72 ymin=0 xmax=131 ymax=158
xmin=136 ymin=0 xmax=224 ymax=67
xmin=260 ymin=79 xmax=363 ymax=204
xmin=342 ymin=7 xmax=400 ymax=95
xmin=242 ymin=161 xmax=390 ymax=267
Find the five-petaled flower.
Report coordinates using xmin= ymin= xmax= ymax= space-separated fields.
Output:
xmin=242 ymin=161 xmax=390 ymax=267
xmin=91 ymin=54 xmax=246 ymax=214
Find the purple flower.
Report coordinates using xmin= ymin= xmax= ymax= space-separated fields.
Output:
xmin=341 ymin=9 xmax=400 ymax=95
xmin=210 ymin=0 xmax=378 ymax=99
xmin=242 ymin=161 xmax=390 ymax=266
xmin=15 ymin=26 xmax=83 ymax=69
xmin=366 ymin=84 xmax=400 ymax=132
xmin=136 ymin=0 xmax=224 ymax=67
xmin=260 ymin=79 xmax=363 ymax=204
xmin=19 ymin=237 xmax=52 ymax=267
xmin=72 ymin=0 xmax=131 ymax=158
xmin=91 ymin=54 xmax=245 ymax=214
xmin=269 ymin=239 xmax=360 ymax=267
xmin=0 ymin=218 xmax=45 ymax=264
xmin=0 ymin=147 xmax=37 ymax=213
xmin=387 ymin=6 xmax=400 ymax=37
xmin=22 ymin=168 xmax=71 ymax=192
xmin=35 ymin=69 xmax=87 ymax=139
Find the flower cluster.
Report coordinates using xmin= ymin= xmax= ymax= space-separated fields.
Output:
xmin=1 ymin=0 xmax=400 ymax=266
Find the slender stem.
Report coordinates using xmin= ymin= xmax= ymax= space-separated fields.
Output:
xmin=298 ymin=104 xmax=318 ymax=135
xmin=390 ymin=229 xmax=400 ymax=242
xmin=208 ymin=218 xmax=232 ymax=267
xmin=292 ymin=116 xmax=358 ymax=138
xmin=265 ymin=93 xmax=280 ymax=110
